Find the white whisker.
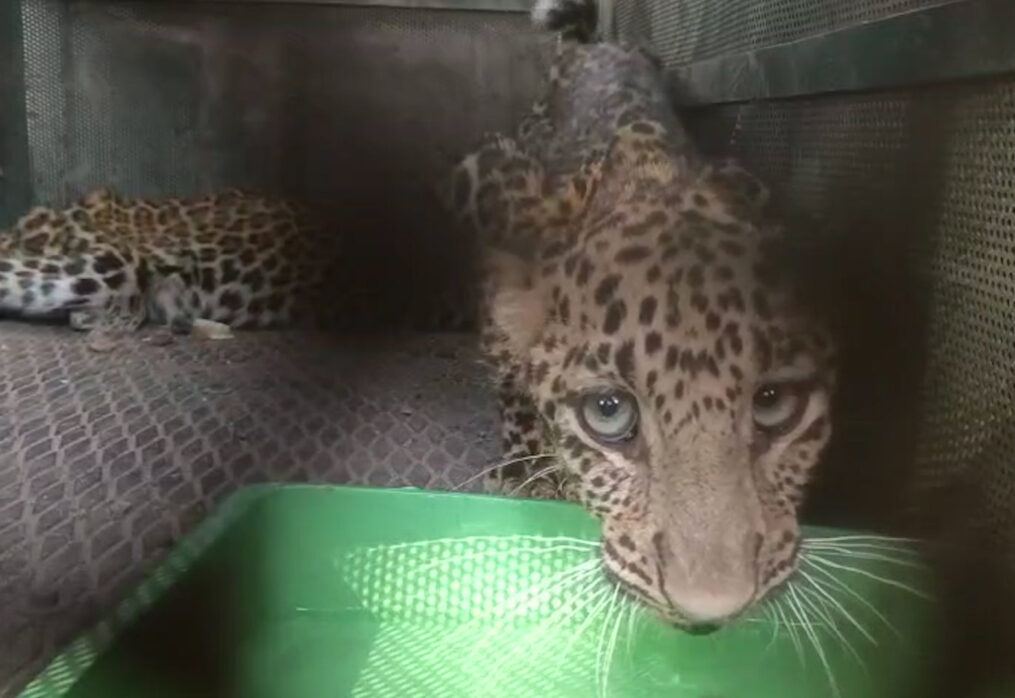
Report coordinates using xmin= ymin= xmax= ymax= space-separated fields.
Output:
xmin=798 ymin=569 xmax=877 ymax=644
xmin=805 ymin=538 xmax=923 ymax=556
xmin=510 ymin=462 xmax=564 ymax=497
xmin=623 ymin=598 xmax=642 ymax=666
xmin=454 ymin=452 xmax=557 ymax=491
xmin=801 ymin=557 xmax=903 ymax=641
xmin=804 ymin=537 xmax=924 ymax=559
xmin=458 ymin=559 xmax=601 ymax=650
xmin=760 ymin=602 xmax=781 ymax=656
xmin=595 ymin=585 xmax=621 ymax=698
xmin=806 ymin=554 xmax=932 ymax=600
xmin=796 ymin=584 xmax=868 ymax=675
xmin=563 ymin=583 xmax=616 ymax=663
xmin=470 ymin=563 xmax=604 ymax=678
xmin=482 ymin=573 xmax=601 ymax=686
xmin=773 ymin=600 xmax=805 ymax=667
xmin=788 ymin=585 xmax=840 ymax=698
xmin=801 ymin=546 xmax=923 ymax=568
xmin=804 ymin=539 xmax=920 ymax=551
xmin=805 ymin=534 xmax=920 ymax=545
xmin=602 ymin=592 xmax=627 ymax=698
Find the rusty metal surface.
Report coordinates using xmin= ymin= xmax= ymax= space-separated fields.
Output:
xmin=0 ymin=326 xmax=497 ymax=696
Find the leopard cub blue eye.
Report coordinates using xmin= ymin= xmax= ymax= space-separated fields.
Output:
xmin=752 ymin=382 xmax=806 ymax=433
xmin=579 ymin=390 xmax=639 ymax=443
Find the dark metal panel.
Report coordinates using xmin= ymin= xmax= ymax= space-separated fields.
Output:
xmin=671 ymin=0 xmax=1015 ymax=105
xmin=171 ymin=0 xmax=530 ymax=10
xmin=22 ymin=1 xmax=549 ymax=206
xmin=0 ymin=0 xmax=31 ymax=227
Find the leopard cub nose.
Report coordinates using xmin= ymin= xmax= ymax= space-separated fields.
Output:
xmin=674 ymin=588 xmax=755 ymax=624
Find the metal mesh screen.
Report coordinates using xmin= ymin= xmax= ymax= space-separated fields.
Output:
xmin=0 ymin=328 xmax=496 ymax=696
xmin=613 ymin=0 xmax=955 ymax=65
xmin=18 ymin=0 xmax=549 ymax=207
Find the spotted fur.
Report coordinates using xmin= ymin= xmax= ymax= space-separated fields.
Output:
xmin=0 ymin=188 xmax=339 ymax=339
xmin=449 ymin=1 xmax=837 ymax=628
xmin=0 ymin=188 xmax=466 ymax=344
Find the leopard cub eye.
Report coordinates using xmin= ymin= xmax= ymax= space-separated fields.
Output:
xmin=579 ymin=390 xmax=639 ymax=444
xmin=752 ymin=382 xmax=807 ymax=434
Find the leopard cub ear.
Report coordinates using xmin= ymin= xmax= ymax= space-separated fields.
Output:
xmin=700 ymin=158 xmax=772 ymax=220
xmin=482 ymin=248 xmax=550 ymax=355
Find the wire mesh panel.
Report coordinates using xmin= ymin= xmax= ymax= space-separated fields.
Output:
xmin=18 ymin=0 xmax=549 ymax=208
xmin=613 ymin=0 xmax=955 ymax=66
xmin=0 ymin=328 xmax=498 ymax=696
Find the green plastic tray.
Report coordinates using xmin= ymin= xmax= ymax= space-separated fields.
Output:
xmin=19 ymin=485 xmax=940 ymax=698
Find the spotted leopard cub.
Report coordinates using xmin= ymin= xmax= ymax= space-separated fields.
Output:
xmin=450 ymin=0 xmax=836 ymax=629
xmin=0 ymin=188 xmax=334 ymax=348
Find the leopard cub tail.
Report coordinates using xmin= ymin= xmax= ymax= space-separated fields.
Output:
xmin=530 ymin=0 xmax=598 ymax=42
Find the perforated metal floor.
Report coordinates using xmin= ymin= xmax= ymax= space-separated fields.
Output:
xmin=0 ymin=326 xmax=497 ymax=696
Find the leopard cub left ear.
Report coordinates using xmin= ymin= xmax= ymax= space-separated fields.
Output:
xmin=482 ymin=249 xmax=550 ymax=356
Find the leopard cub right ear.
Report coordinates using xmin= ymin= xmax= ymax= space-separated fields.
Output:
xmin=482 ymin=248 xmax=550 ymax=356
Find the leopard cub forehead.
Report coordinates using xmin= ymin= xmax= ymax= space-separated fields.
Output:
xmin=534 ymin=165 xmax=806 ymax=402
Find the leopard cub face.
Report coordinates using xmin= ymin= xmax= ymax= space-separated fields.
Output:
xmin=516 ymin=154 xmax=836 ymax=627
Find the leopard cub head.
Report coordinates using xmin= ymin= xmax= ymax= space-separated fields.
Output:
xmin=486 ymin=124 xmax=837 ymax=629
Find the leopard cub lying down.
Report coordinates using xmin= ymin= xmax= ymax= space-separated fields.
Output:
xmin=0 ymin=188 xmax=334 ymax=350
